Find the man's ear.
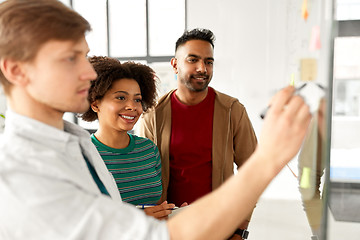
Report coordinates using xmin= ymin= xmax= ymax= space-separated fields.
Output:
xmin=170 ymin=57 xmax=178 ymax=74
xmin=0 ymin=58 xmax=28 ymax=86
xmin=91 ymin=100 xmax=99 ymax=113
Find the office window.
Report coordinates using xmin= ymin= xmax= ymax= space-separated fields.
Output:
xmin=336 ymin=0 xmax=360 ymax=20
xmin=67 ymin=0 xmax=185 ymax=62
xmin=58 ymin=0 xmax=70 ymax=7
xmin=108 ymin=0 xmax=147 ymax=57
xmin=73 ymin=0 xmax=108 ymax=56
xmin=66 ymin=0 xmax=186 ymax=130
xmin=148 ymin=0 xmax=186 ymax=56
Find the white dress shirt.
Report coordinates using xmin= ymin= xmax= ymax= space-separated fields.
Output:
xmin=0 ymin=110 xmax=169 ymax=240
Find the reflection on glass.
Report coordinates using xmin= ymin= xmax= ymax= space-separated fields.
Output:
xmin=333 ymin=37 xmax=360 ymax=116
xmin=298 ymin=96 xmax=327 ymax=239
xmin=283 ymin=0 xmax=335 ymax=237
xmin=108 ymin=0 xmax=146 ymax=57
xmin=333 ymin=79 xmax=360 ymax=116
xmin=329 ymin=34 xmax=360 ymax=239
xmin=73 ymin=0 xmax=107 ymax=56
xmin=148 ymin=0 xmax=185 ymax=56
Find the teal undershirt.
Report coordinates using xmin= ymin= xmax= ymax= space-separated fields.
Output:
xmin=83 ymin=155 xmax=110 ymax=196
xmin=91 ymin=133 xmax=162 ymax=205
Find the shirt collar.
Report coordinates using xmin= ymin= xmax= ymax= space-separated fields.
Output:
xmin=4 ymin=110 xmax=90 ymax=152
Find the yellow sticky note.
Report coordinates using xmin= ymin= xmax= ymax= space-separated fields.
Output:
xmin=300 ymin=58 xmax=317 ymax=81
xmin=300 ymin=167 xmax=311 ymax=189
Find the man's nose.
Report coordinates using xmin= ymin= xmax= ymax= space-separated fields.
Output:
xmin=196 ymin=61 xmax=207 ymax=73
xmin=81 ymin=59 xmax=98 ymax=81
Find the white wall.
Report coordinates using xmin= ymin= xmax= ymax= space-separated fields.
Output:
xmin=187 ymin=0 xmax=302 ymax=199
xmin=187 ymin=0 xmax=288 ymax=133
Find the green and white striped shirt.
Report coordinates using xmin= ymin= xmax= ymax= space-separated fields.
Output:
xmin=91 ymin=134 xmax=162 ymax=205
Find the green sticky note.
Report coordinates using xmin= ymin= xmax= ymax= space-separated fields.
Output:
xmin=290 ymin=73 xmax=295 ymax=86
xmin=300 ymin=167 xmax=311 ymax=189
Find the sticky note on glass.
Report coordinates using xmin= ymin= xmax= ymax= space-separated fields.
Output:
xmin=300 ymin=58 xmax=317 ymax=81
xmin=300 ymin=167 xmax=311 ymax=189
xmin=302 ymin=0 xmax=309 ymax=20
xmin=290 ymin=73 xmax=295 ymax=86
xmin=309 ymin=26 xmax=321 ymax=51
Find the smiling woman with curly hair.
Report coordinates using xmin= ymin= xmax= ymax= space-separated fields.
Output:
xmin=82 ymin=56 xmax=158 ymax=121
xmin=81 ymin=56 xmax=176 ymax=220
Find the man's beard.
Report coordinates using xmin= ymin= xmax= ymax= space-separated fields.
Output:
xmin=181 ymin=74 xmax=211 ymax=92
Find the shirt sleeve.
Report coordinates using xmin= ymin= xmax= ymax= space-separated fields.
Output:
xmin=231 ymin=101 xmax=258 ymax=225
xmin=232 ymin=101 xmax=258 ymax=168
xmin=152 ymin=142 xmax=162 ymax=176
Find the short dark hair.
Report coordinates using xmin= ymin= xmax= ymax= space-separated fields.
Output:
xmin=81 ymin=56 xmax=158 ymax=122
xmin=175 ymin=28 xmax=215 ymax=52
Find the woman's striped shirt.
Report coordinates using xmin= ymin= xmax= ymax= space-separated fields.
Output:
xmin=91 ymin=134 xmax=162 ymax=205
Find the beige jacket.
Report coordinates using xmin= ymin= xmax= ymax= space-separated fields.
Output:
xmin=138 ymin=89 xmax=257 ymax=224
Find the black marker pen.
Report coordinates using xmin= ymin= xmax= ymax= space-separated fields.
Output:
xmin=259 ymin=83 xmax=307 ymax=119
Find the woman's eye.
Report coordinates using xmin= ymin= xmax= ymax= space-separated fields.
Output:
xmin=116 ymin=96 xmax=125 ymax=100
xmin=135 ymin=99 xmax=142 ymax=103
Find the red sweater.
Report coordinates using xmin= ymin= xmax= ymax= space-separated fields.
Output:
xmin=168 ymin=88 xmax=215 ymax=206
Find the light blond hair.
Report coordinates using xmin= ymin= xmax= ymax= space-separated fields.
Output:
xmin=0 ymin=0 xmax=91 ymax=94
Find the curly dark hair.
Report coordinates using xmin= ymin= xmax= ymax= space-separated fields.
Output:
xmin=81 ymin=56 xmax=158 ymax=122
xmin=175 ymin=28 xmax=216 ymax=52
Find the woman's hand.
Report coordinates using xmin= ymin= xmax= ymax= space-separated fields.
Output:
xmin=143 ymin=201 xmax=176 ymax=220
